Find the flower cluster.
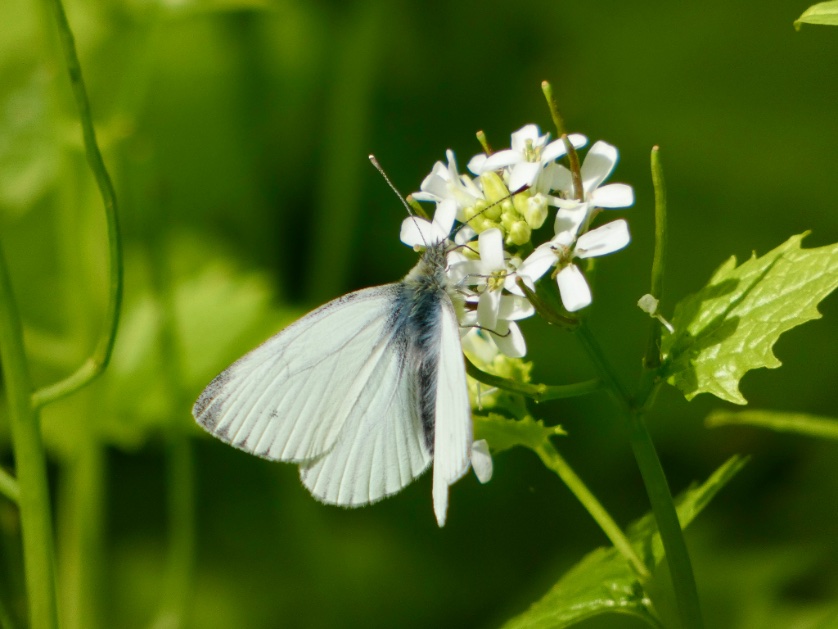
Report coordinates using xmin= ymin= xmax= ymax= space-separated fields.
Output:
xmin=401 ymin=124 xmax=634 ymax=360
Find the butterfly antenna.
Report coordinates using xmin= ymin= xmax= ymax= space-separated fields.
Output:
xmin=369 ymin=155 xmax=415 ymax=216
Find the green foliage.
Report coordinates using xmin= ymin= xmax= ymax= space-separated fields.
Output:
xmin=501 ymin=456 xmax=747 ymax=629
xmin=707 ymin=409 xmax=838 ymax=440
xmin=795 ymin=1 xmax=838 ymax=29
xmin=473 ymin=413 xmax=566 ymax=453
xmin=662 ymin=234 xmax=838 ymax=404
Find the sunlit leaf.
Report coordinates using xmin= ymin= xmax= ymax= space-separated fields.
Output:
xmin=473 ymin=413 xmax=565 ymax=454
xmin=662 ymin=234 xmax=838 ymax=404
xmin=794 ymin=1 xmax=838 ymax=30
xmin=501 ymin=456 xmax=747 ymax=629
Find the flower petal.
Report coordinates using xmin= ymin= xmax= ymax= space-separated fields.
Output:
xmin=400 ymin=217 xmax=434 ymax=248
xmin=470 ymin=439 xmax=493 ymax=484
xmin=591 ymin=183 xmax=634 ymax=209
xmin=557 ymin=265 xmax=592 ymax=312
xmin=478 ymin=228 xmax=505 ymax=271
xmin=477 ymin=289 xmax=500 ymax=330
xmin=553 ymin=206 xmax=588 ymax=240
xmin=575 ymin=219 xmax=630 ymax=258
xmin=467 ymin=153 xmax=487 ymax=175
xmin=481 ymin=149 xmax=522 ymax=172
xmin=516 ymin=244 xmax=557 ymax=286
xmin=498 ymin=294 xmax=535 ymax=321
xmin=509 ymin=161 xmax=542 ymax=191
xmin=540 ymin=134 xmax=587 ymax=163
xmin=581 ymin=141 xmax=618 ymax=196
xmin=433 ymin=199 xmax=458 ymax=237
xmin=510 ymin=124 xmax=542 ymax=152
xmin=491 ymin=320 xmax=527 ymax=358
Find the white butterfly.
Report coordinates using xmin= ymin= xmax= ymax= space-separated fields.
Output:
xmin=192 ymin=214 xmax=478 ymax=526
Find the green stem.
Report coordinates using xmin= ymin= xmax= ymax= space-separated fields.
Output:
xmin=643 ymin=147 xmax=667 ymax=371
xmin=0 ymin=467 xmax=19 ymax=503
xmin=575 ymin=322 xmax=703 ymax=629
xmin=465 ymin=359 xmax=601 ymax=402
xmin=58 ymin=436 xmax=105 ymax=629
xmin=32 ymin=0 xmax=123 ymax=409
xmin=627 ymin=413 xmax=703 ymax=629
xmin=0 ymin=243 xmax=58 ymax=629
xmin=535 ymin=442 xmax=650 ymax=580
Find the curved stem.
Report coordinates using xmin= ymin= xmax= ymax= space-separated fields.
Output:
xmin=32 ymin=0 xmax=123 ymax=409
xmin=535 ymin=442 xmax=650 ymax=580
xmin=466 ymin=359 xmax=601 ymax=402
xmin=643 ymin=147 xmax=668 ymax=372
xmin=0 ymin=243 xmax=58 ymax=629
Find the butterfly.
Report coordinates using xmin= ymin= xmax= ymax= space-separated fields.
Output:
xmin=192 ymin=206 xmax=477 ymax=526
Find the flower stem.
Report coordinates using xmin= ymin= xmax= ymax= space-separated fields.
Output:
xmin=465 ymin=359 xmax=601 ymax=402
xmin=0 ymin=467 xmax=19 ymax=504
xmin=31 ymin=0 xmax=123 ymax=409
xmin=535 ymin=442 xmax=651 ymax=580
xmin=643 ymin=147 xmax=668 ymax=371
xmin=0 ymin=242 xmax=58 ymax=629
xmin=575 ymin=322 xmax=703 ymax=629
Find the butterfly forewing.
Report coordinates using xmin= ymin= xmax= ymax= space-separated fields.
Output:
xmin=194 ymin=286 xmax=405 ymax=464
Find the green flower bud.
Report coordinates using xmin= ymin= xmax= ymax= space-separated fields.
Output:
xmin=508 ymin=221 xmax=531 ymax=246
xmin=480 ymin=171 xmax=510 ymax=204
xmin=524 ymin=195 xmax=549 ymax=229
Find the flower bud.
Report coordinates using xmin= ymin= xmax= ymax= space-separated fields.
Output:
xmin=508 ymin=221 xmax=531 ymax=246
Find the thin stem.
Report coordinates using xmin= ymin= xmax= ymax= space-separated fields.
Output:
xmin=535 ymin=442 xmax=651 ymax=580
xmin=541 ymin=81 xmax=567 ymax=136
xmin=0 ymin=242 xmax=58 ymax=629
xmin=575 ymin=321 xmax=703 ymax=629
xmin=32 ymin=0 xmax=123 ymax=409
xmin=643 ymin=147 xmax=667 ymax=371
xmin=465 ymin=359 xmax=601 ymax=402
xmin=628 ymin=413 xmax=703 ymax=629
xmin=0 ymin=467 xmax=19 ymax=504
xmin=540 ymin=82 xmax=584 ymax=203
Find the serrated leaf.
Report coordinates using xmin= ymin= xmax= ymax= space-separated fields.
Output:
xmin=706 ymin=409 xmax=838 ymax=441
xmin=794 ymin=1 xmax=838 ymax=30
xmin=473 ymin=413 xmax=565 ymax=453
xmin=661 ymin=234 xmax=838 ymax=404
xmin=502 ymin=456 xmax=747 ymax=629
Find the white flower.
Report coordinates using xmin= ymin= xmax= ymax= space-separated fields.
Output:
xmin=412 ymin=150 xmax=483 ymax=218
xmin=470 ymin=124 xmax=587 ymax=193
xmin=470 ymin=439 xmax=493 ymax=483
xmin=549 ymin=140 xmax=634 ymax=211
xmin=516 ymin=211 xmax=630 ymax=312
xmin=400 ymin=199 xmax=457 ymax=248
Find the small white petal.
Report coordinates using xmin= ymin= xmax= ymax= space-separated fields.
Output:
xmin=478 ymin=228 xmax=505 ymax=271
xmin=400 ymin=217 xmax=434 ymax=248
xmin=509 ymin=161 xmax=542 ymax=191
xmin=471 ymin=440 xmax=493 ymax=484
xmin=540 ymin=139 xmax=569 ymax=163
xmin=591 ymin=183 xmax=634 ymax=209
xmin=517 ymin=244 xmax=557 ymax=286
xmin=575 ymin=219 xmax=630 ymax=259
xmin=548 ymin=164 xmax=573 ymax=193
xmin=454 ymin=224 xmax=477 ymax=246
xmin=481 ymin=149 xmax=522 ymax=172
xmin=477 ymin=290 xmax=500 ymax=330
xmin=553 ymin=206 xmax=588 ymax=240
xmin=581 ymin=141 xmax=619 ymax=196
xmin=491 ymin=320 xmax=527 ymax=358
xmin=557 ymin=265 xmax=592 ymax=312
xmin=467 ymin=154 xmax=487 ymax=175
xmin=510 ymin=124 xmax=541 ymax=152
xmin=433 ymin=200 xmax=458 ymax=237
xmin=498 ymin=295 xmax=535 ymax=321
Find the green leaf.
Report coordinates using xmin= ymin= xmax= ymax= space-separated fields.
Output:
xmin=661 ymin=234 xmax=838 ymax=404
xmin=501 ymin=456 xmax=747 ymax=629
xmin=706 ymin=409 xmax=838 ymax=441
xmin=473 ymin=413 xmax=565 ymax=454
xmin=794 ymin=1 xmax=838 ymax=30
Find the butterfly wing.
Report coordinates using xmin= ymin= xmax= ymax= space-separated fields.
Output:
xmin=193 ymin=285 xmax=424 ymax=468
xmin=431 ymin=297 xmax=473 ymax=526
xmin=299 ymin=327 xmax=432 ymax=506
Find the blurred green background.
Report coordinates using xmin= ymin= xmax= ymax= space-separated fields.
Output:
xmin=2 ymin=0 xmax=838 ymax=627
